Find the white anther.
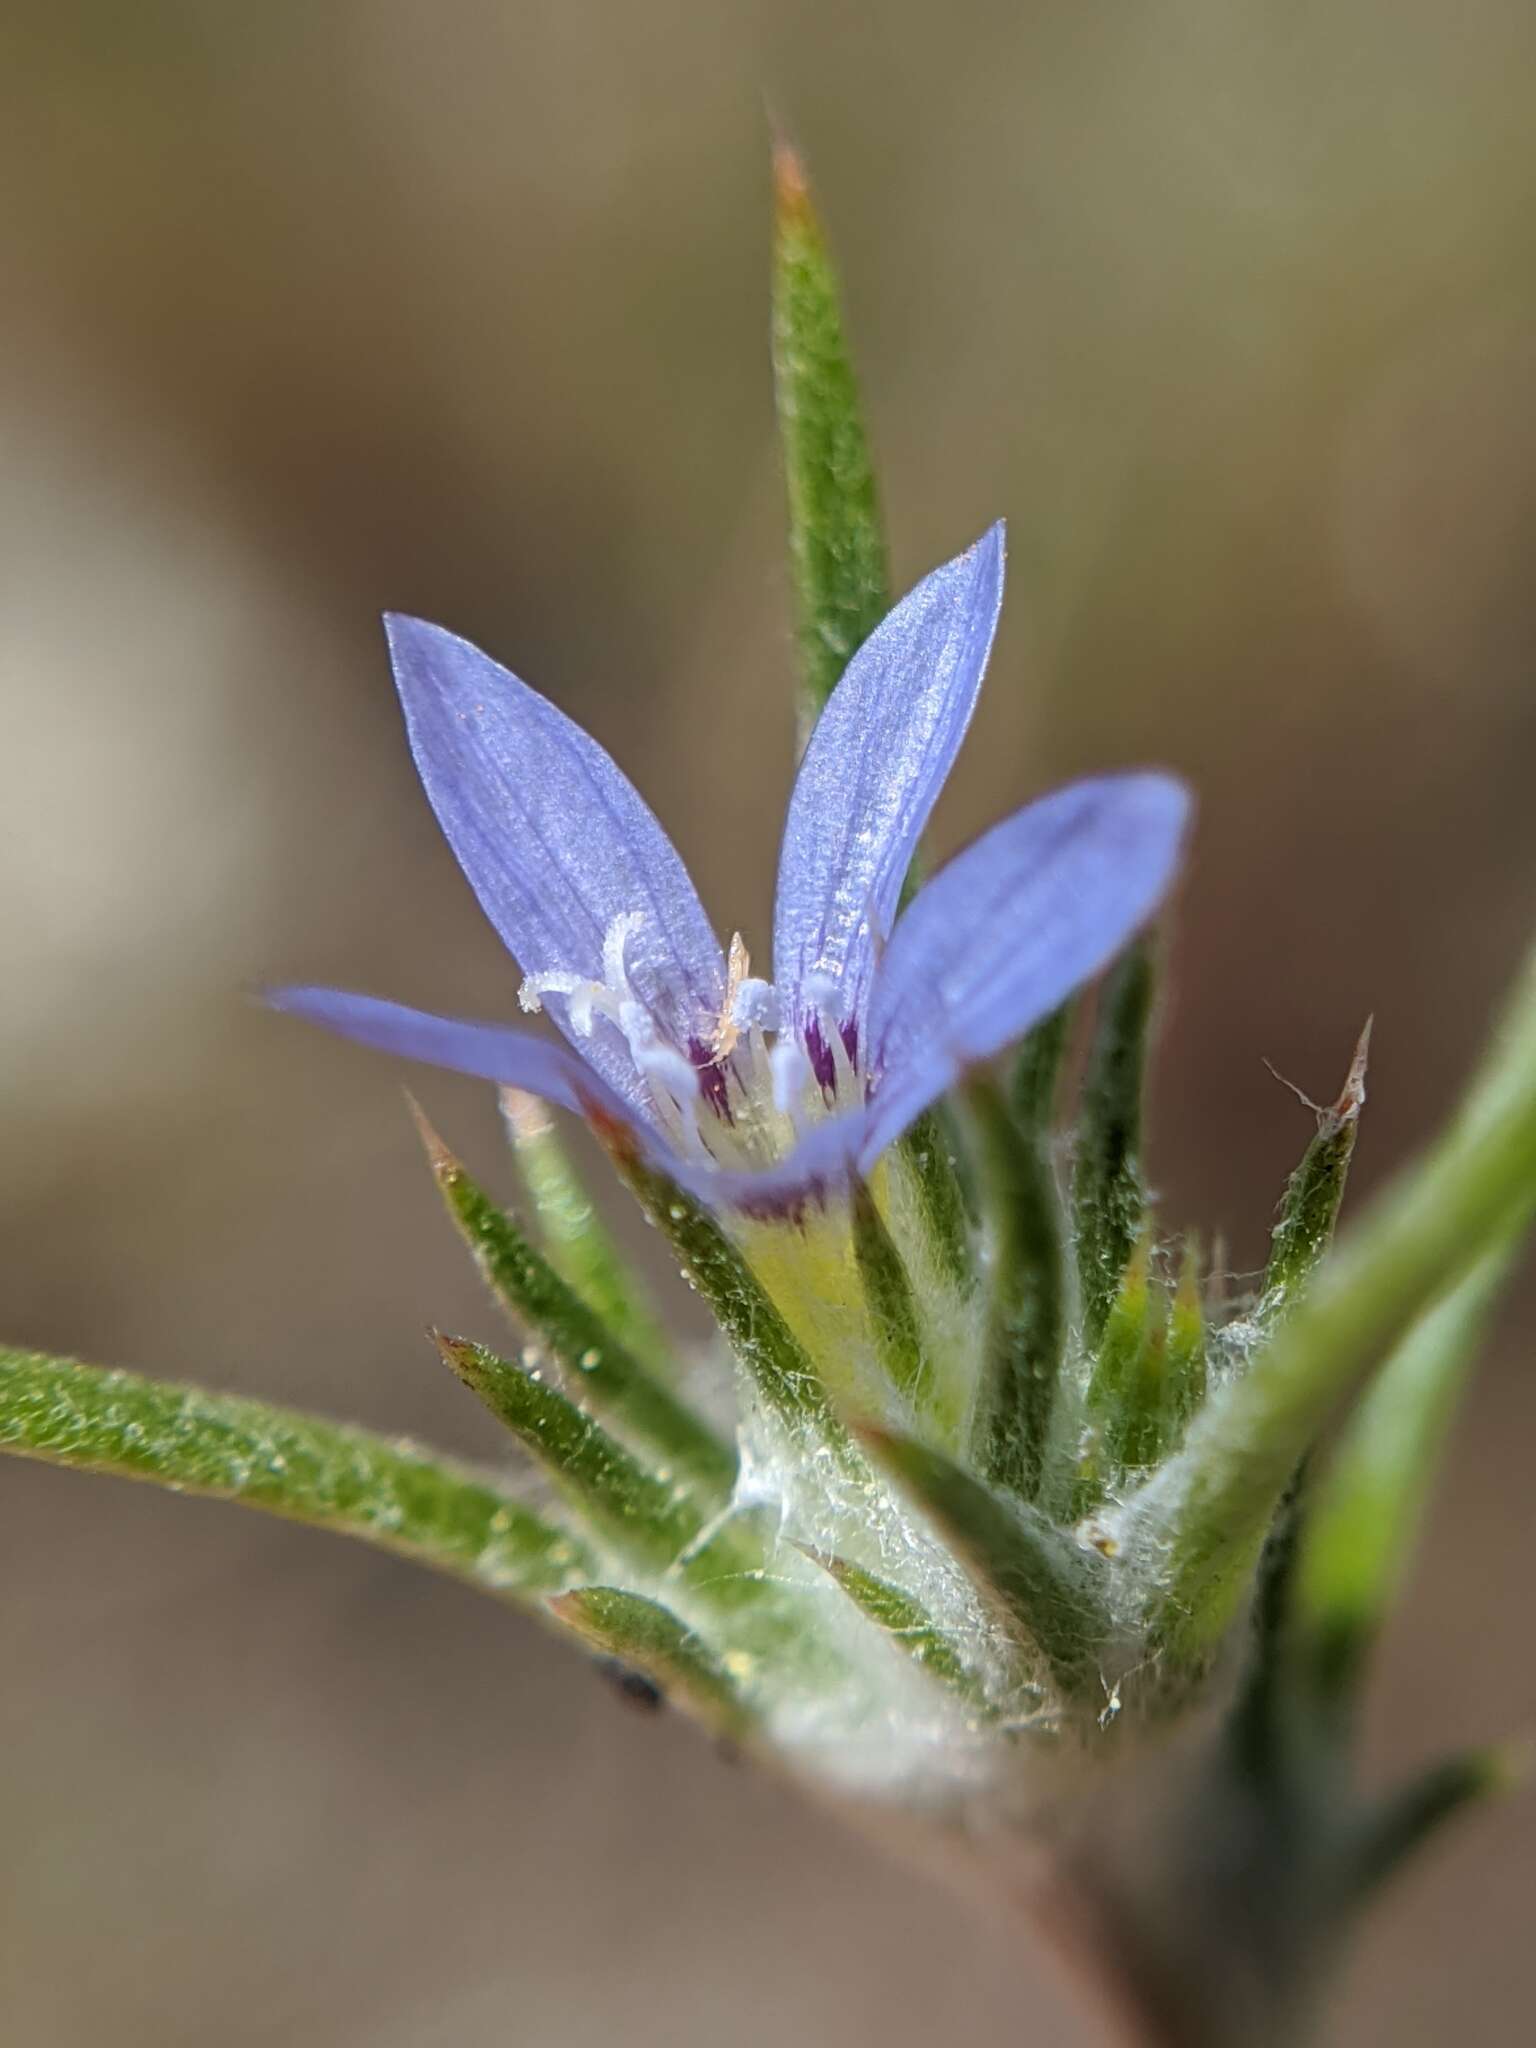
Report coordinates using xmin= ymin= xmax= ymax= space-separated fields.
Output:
xmin=518 ymin=969 xmax=583 ymax=1016
xmin=519 ymin=911 xmax=652 ymax=1040
xmin=729 ymin=976 xmax=781 ymax=1034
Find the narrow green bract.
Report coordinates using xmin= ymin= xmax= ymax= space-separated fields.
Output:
xmin=434 ymin=1334 xmax=702 ymax=1568
xmin=861 ymin=1424 xmax=1112 ymax=1698
xmin=1259 ymin=1021 xmax=1371 ymax=1321
xmin=420 ymin=1108 xmax=735 ymax=1501
xmin=0 ymin=1345 xmax=591 ymax=1597
xmin=965 ymin=1072 xmax=1066 ymax=1501
xmin=1073 ymin=941 xmax=1155 ymax=1343
xmin=803 ymin=1546 xmax=995 ymax=1709
xmin=549 ymin=1587 xmax=753 ymax=1742
xmin=500 ymin=1086 xmax=677 ymax=1382
xmin=771 ymin=139 xmax=890 ymax=744
xmin=851 ymin=1176 xmax=935 ymax=1413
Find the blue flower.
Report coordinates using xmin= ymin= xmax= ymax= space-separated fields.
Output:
xmin=272 ymin=525 xmax=1189 ymax=1209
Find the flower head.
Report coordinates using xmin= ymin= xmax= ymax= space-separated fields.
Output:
xmin=271 ymin=524 xmax=1188 ymax=1210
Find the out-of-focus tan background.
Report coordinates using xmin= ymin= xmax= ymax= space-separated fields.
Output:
xmin=2 ymin=4 xmax=1533 ymax=2042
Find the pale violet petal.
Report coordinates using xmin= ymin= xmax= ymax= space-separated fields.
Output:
xmin=266 ymin=986 xmax=658 ymax=1139
xmin=771 ymin=523 xmax=1005 ymax=1041
xmin=860 ymin=774 xmax=1192 ymax=1160
xmin=385 ymin=615 xmax=725 ymax=1110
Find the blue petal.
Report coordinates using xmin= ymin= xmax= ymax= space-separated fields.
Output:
xmin=267 ymin=985 xmax=655 ymax=1135
xmin=859 ymin=774 xmax=1192 ymax=1159
xmin=772 ymin=524 xmax=1006 ymax=1045
xmin=268 ymin=983 xmax=816 ymax=1212
xmin=384 ymin=616 xmax=725 ymax=1111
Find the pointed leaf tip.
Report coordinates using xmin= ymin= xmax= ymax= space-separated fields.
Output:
xmin=771 ymin=134 xmax=813 ymax=227
xmin=1261 ymin=1017 xmax=1374 ymax=1317
xmin=421 ymin=1128 xmax=733 ymax=1499
xmin=497 ymin=1083 xmax=678 ymax=1387
xmin=406 ymin=1091 xmax=455 ymax=1177
xmin=432 ymin=1332 xmax=703 ymax=1569
xmin=550 ymin=1586 xmax=753 ymax=1743
xmin=770 ymin=136 xmax=890 ymax=741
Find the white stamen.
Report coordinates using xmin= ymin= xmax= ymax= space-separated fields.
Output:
xmin=603 ymin=909 xmax=647 ymax=992
xmin=619 ymin=998 xmax=705 ymax=1153
xmin=801 ymin=969 xmax=859 ymax=1094
xmin=770 ymin=1039 xmax=814 ymax=1132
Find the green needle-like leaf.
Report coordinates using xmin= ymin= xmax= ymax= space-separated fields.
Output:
xmin=1011 ymin=1003 xmax=1073 ymax=1137
xmin=1259 ymin=1021 xmax=1372 ymax=1323
xmin=966 ymin=1072 xmax=1065 ymax=1501
xmin=1165 ymin=1239 xmax=1208 ymax=1431
xmin=550 ymin=1586 xmax=753 ymax=1742
xmin=858 ymin=1425 xmax=1112 ymax=1700
xmin=1074 ymin=941 xmax=1156 ymax=1344
xmin=605 ymin=1143 xmax=855 ymax=1460
xmin=1073 ymin=1233 xmax=1160 ymax=1515
xmin=0 ymin=1345 xmax=592 ymax=1598
xmin=500 ymin=1086 xmax=676 ymax=1381
xmin=418 ymin=1108 xmax=735 ymax=1501
xmin=1344 ymin=1742 xmax=1524 ymax=1905
xmin=1122 ymin=940 xmax=1536 ymax=1661
xmin=771 ymin=137 xmax=890 ymax=744
xmin=800 ymin=1545 xmax=994 ymax=1710
xmin=897 ymin=1106 xmax=976 ymax=1291
xmin=435 ymin=1334 xmax=700 ymax=1569
xmin=1293 ymin=1239 xmax=1519 ymax=1708
xmin=851 ymin=1177 xmax=935 ymax=1413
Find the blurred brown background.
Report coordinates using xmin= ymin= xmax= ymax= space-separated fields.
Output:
xmin=2 ymin=3 xmax=1533 ymax=2042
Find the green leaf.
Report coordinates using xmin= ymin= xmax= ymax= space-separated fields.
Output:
xmin=1292 ymin=1240 xmax=1519 ymax=1709
xmin=549 ymin=1586 xmax=753 ymax=1742
xmin=1344 ymin=1742 xmax=1525 ymax=1905
xmin=965 ymin=1071 xmax=1065 ymax=1501
xmin=858 ymin=1424 xmax=1112 ymax=1700
xmin=896 ymin=1106 xmax=976 ymax=1292
xmin=0 ymin=1345 xmax=591 ymax=1599
xmin=417 ymin=1107 xmax=735 ymax=1501
xmin=1072 ymin=1232 xmax=1164 ymax=1515
xmin=499 ymin=1085 xmax=676 ymax=1381
xmin=605 ymin=1144 xmax=856 ymax=1463
xmin=1073 ymin=941 xmax=1156 ymax=1344
xmin=434 ymin=1334 xmax=701 ymax=1569
xmin=1165 ymin=1238 xmax=1208 ymax=1431
xmin=771 ymin=137 xmax=890 ymax=744
xmin=1259 ymin=1020 xmax=1372 ymax=1321
xmin=851 ymin=1176 xmax=935 ymax=1413
xmin=1120 ymin=940 xmax=1536 ymax=1662
xmin=799 ymin=1545 xmax=995 ymax=1710
xmin=1010 ymin=1002 xmax=1073 ymax=1137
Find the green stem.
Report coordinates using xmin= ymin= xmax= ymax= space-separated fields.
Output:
xmin=1133 ymin=941 xmax=1536 ymax=1654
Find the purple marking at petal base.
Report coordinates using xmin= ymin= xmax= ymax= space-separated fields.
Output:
xmin=384 ymin=615 xmax=725 ymax=1113
xmin=688 ymin=1038 xmax=734 ymax=1122
xmin=802 ymin=1015 xmax=838 ymax=1095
